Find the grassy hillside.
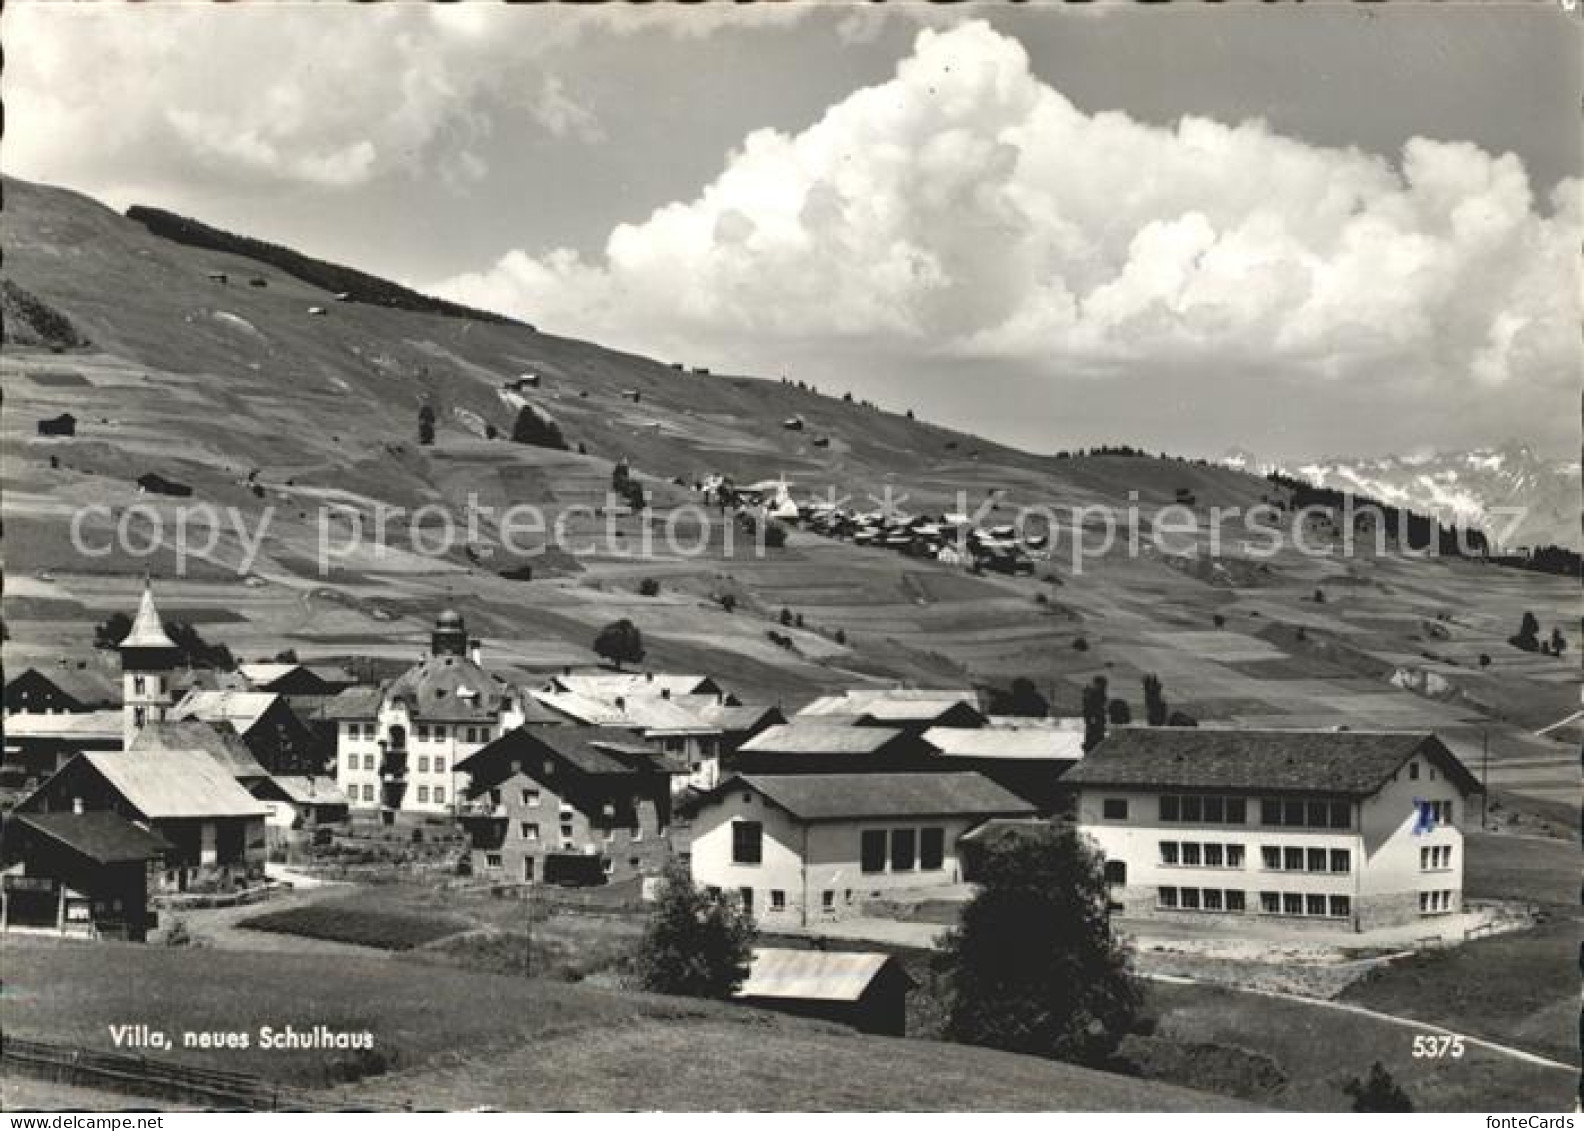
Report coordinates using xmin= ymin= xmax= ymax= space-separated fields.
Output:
xmin=1 ymin=173 xmax=1576 ymax=825
xmin=1 ymin=938 xmax=1243 ymax=1111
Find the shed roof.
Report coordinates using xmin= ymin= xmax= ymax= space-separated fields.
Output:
xmin=736 ymin=948 xmax=911 ymax=1003
xmin=268 ymin=775 xmax=350 ymax=806
xmin=457 ymin=724 xmax=671 ymax=789
xmin=1063 ymin=728 xmax=1480 ymax=796
xmin=5 ymin=665 xmax=120 ymax=708
xmin=717 ymin=771 xmax=1035 ymax=822
xmin=12 ymin=811 xmax=172 ymax=864
xmin=322 ymin=686 xmax=385 ymax=720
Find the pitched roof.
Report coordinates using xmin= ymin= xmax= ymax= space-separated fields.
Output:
xmin=697 ymin=703 xmax=785 ymax=733
xmin=3 ymin=710 xmax=124 ymax=741
xmin=6 ymin=665 xmax=120 ymax=708
xmin=77 ymin=748 xmax=269 ymax=819
xmin=1063 ymin=728 xmax=1481 ymax=796
xmin=549 ymin=673 xmax=717 ymax=700
xmin=267 ymin=775 xmax=350 ymax=807
xmin=736 ymin=948 xmax=911 ymax=1003
xmin=121 ymin=583 xmax=177 ymax=650
xmin=237 ymin=662 xmax=301 ymax=688
xmin=12 ymin=811 xmax=172 ymax=864
xmin=923 ymin=725 xmax=1085 ymax=761
xmin=130 ymin=720 xmax=270 ymax=781
xmin=457 ymin=724 xmax=671 ymax=789
xmin=171 ymin=690 xmax=280 ymax=734
xmin=796 ymin=689 xmax=982 ymax=725
xmin=322 ymin=686 xmax=385 ymax=720
xmin=739 ymin=723 xmax=906 ymax=756
xmin=719 ymin=771 xmax=1036 ymax=822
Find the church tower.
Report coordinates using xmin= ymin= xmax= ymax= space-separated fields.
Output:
xmin=118 ymin=580 xmax=179 ymax=749
xmin=430 ymin=608 xmax=468 ymax=658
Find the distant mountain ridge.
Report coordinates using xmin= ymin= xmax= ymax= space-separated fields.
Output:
xmin=1260 ymin=445 xmax=1579 ymax=551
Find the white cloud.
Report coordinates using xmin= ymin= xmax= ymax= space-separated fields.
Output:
xmin=0 ymin=4 xmax=808 ymax=192
xmin=437 ymin=20 xmax=1581 ymax=408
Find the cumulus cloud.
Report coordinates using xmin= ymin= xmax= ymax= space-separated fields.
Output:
xmin=0 ymin=3 xmax=805 ymax=192
xmin=437 ymin=20 xmax=1581 ymax=407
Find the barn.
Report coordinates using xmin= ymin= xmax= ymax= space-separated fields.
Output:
xmin=735 ymin=948 xmax=915 ymax=1035
xmin=36 ymin=413 xmax=76 ymax=437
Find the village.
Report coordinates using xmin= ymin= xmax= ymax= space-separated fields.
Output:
xmin=2 ymin=568 xmax=1530 ymax=1104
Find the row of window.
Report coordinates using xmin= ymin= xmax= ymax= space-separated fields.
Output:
xmin=1158 ymin=887 xmax=1353 ymax=919
xmin=414 ymin=786 xmax=447 ymax=804
xmin=1420 ymin=845 xmax=1454 ymax=871
xmin=1159 ymin=841 xmax=1245 ymax=869
xmin=1258 ymin=846 xmax=1351 ymax=874
xmin=1107 ymin=794 xmax=1358 ymax=830
xmin=1420 ymin=890 xmax=1456 ymax=914
xmin=707 ymin=886 xmax=856 ymax=915
xmin=860 ymin=827 xmax=946 ymax=874
xmin=482 ymin=854 xmax=644 ymax=878
xmin=517 ymin=821 xmax=647 ymax=844
xmin=342 ymin=723 xmax=495 ymax=744
xmin=344 ymin=753 xmax=452 ymax=774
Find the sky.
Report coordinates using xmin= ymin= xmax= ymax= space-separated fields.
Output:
xmin=4 ymin=2 xmax=1580 ymax=462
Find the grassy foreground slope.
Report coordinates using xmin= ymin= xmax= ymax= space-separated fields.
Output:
xmin=1 ymin=173 xmax=1576 ymax=819
xmin=0 ymin=938 xmax=1243 ymax=1111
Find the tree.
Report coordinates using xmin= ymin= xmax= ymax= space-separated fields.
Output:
xmin=611 ymin=458 xmax=632 ymax=493
xmin=940 ymin=824 xmax=1140 ymax=1065
xmin=635 ymin=860 xmax=755 ymax=999
xmin=417 ymin=404 xmax=436 ymax=446
xmin=1142 ymin=674 xmax=1168 ymax=727
xmin=638 ymin=578 xmax=660 ymax=597
xmin=93 ymin=613 xmax=234 ymax=669
xmin=511 ymin=405 xmax=567 ymax=450
xmin=779 ymin=608 xmax=794 ymax=627
xmin=1508 ymin=611 xmax=1540 ymax=653
xmin=273 ymin=648 xmax=300 ymax=664
xmin=762 ymin=520 xmax=789 ymax=549
xmin=1003 ymin=676 xmax=1049 ymax=718
xmin=593 ymin=618 xmax=644 ymax=670
xmin=1166 ymin=710 xmax=1198 ymax=727
xmin=1548 ymin=626 xmax=1567 ymax=656
xmin=1312 ymin=588 xmax=1326 ymax=604
xmin=1107 ymin=699 xmax=1131 ymax=725
xmin=1082 ymin=676 xmax=1108 ymax=752
xmin=1343 ymin=1062 xmax=1413 ymax=1112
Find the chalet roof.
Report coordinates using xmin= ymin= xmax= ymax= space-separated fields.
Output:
xmin=923 ymin=725 xmax=1084 ymax=761
xmin=237 ymin=662 xmax=308 ymax=689
xmin=75 ymin=748 xmax=269 ymax=820
xmin=130 ymin=720 xmax=270 ymax=781
xmin=697 ymin=703 xmax=785 ymax=733
xmin=121 ymin=584 xmax=177 ymax=650
xmin=796 ymin=689 xmax=982 ymax=724
xmin=549 ymin=672 xmax=718 ymax=700
xmin=4 ymin=710 xmax=123 ymax=741
xmin=267 ymin=775 xmax=350 ymax=807
xmin=321 ymin=686 xmax=385 ymax=720
xmin=736 ymin=948 xmax=912 ymax=1003
xmin=1063 ymin=728 xmax=1481 ymax=797
xmin=456 ymin=725 xmax=671 ymax=791
xmin=5 ymin=665 xmax=120 ymax=708
xmin=171 ymin=690 xmax=279 ymax=735
xmin=739 ymin=723 xmax=905 ymax=756
xmin=12 ymin=811 xmax=172 ymax=864
xmin=718 ymin=771 xmax=1035 ymax=822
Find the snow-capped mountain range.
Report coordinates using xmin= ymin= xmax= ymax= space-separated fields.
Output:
xmin=1220 ymin=444 xmax=1580 ymax=550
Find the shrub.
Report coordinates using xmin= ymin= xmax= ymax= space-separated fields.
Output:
xmin=638 ymin=578 xmax=660 ymax=597
xmin=834 ymin=628 xmax=847 ymax=645
xmin=1344 ymin=1062 xmax=1413 ymax=1112
xmin=779 ymin=608 xmax=794 ymax=627
xmin=635 ymin=860 xmax=755 ymax=999
xmin=717 ymin=593 xmax=737 ymax=613
xmin=1212 ymin=614 xmax=1226 ymax=628
xmin=1107 ymin=699 xmax=1131 ymax=725
xmin=1072 ymin=636 xmax=1089 ymax=652
xmin=511 ymin=405 xmax=568 ymax=450
xmin=940 ymin=825 xmax=1139 ymax=1066
xmin=762 ymin=520 xmax=789 ymax=549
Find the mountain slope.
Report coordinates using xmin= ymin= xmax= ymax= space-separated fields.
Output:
xmin=1 ymin=174 xmax=1577 ymax=827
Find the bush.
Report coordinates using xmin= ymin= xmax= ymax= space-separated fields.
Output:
xmin=834 ymin=628 xmax=847 ymax=645
xmin=1212 ymin=614 xmax=1226 ymax=628
xmin=638 ymin=578 xmax=660 ymax=597
xmin=1072 ymin=637 xmax=1089 ymax=652
xmin=511 ymin=405 xmax=568 ymax=450
xmin=1344 ymin=1062 xmax=1413 ymax=1112
xmin=940 ymin=825 xmax=1139 ymax=1066
xmin=762 ymin=520 xmax=789 ymax=549
xmin=635 ymin=860 xmax=755 ymax=999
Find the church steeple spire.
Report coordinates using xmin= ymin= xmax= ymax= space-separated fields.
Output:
xmin=119 ymin=579 xmax=179 ymax=748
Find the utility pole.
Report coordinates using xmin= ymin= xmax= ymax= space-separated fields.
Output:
xmin=1481 ymin=729 xmax=1490 ymax=831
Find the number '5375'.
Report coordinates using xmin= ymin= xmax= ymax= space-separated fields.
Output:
xmin=1412 ymin=1035 xmax=1466 ymax=1058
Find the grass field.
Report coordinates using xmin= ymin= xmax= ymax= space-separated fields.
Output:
xmin=239 ymin=901 xmax=473 ymax=951
xmin=1334 ymin=831 xmax=1579 ymax=1066
xmin=1141 ymin=981 xmax=1573 ymax=1111
xmin=0 ymin=938 xmax=1239 ymax=1110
